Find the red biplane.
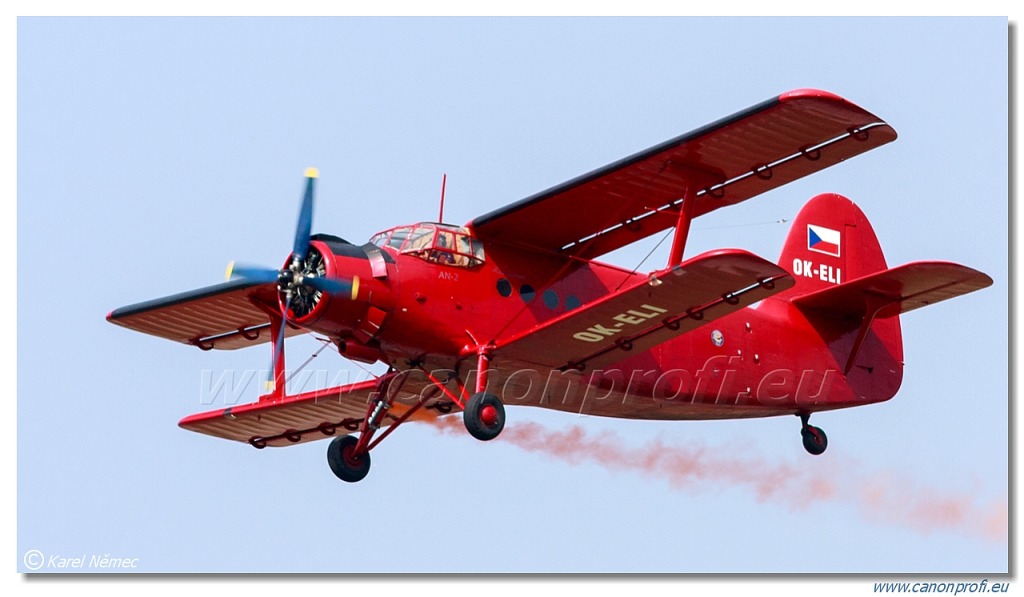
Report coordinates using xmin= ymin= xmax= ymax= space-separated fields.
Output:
xmin=108 ymin=89 xmax=992 ymax=483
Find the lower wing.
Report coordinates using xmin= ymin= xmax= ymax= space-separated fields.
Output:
xmin=180 ymin=379 xmax=449 ymax=448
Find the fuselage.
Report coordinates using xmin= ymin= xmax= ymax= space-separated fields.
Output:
xmin=296 ymin=222 xmax=904 ymax=423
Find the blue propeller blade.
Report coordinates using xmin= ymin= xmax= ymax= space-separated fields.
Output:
xmin=304 ymin=275 xmax=352 ymax=295
xmin=293 ymin=168 xmax=318 ymax=262
xmin=266 ymin=294 xmax=292 ymax=392
xmin=226 ymin=262 xmax=279 ymax=284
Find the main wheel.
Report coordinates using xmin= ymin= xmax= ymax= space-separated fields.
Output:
xmin=800 ymin=425 xmax=828 ymax=456
xmin=326 ymin=435 xmax=371 ymax=482
xmin=463 ymin=392 xmax=506 ymax=441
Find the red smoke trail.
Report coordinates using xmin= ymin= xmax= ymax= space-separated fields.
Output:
xmin=425 ymin=416 xmax=1007 ymax=544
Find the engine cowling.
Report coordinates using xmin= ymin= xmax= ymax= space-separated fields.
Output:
xmin=279 ymin=238 xmax=395 ymax=344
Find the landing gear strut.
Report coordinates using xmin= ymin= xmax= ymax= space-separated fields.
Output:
xmin=799 ymin=413 xmax=828 ymax=456
xmin=324 ymin=370 xmax=427 ymax=483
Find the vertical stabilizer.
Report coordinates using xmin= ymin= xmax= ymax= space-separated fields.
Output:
xmin=778 ymin=193 xmax=888 ymax=295
xmin=776 ymin=193 xmax=903 ymax=392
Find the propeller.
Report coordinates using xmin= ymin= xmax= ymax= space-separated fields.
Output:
xmin=225 ymin=167 xmax=354 ymax=392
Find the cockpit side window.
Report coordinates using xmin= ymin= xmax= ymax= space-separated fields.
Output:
xmin=469 ymin=238 xmax=485 ymax=261
xmin=386 ymin=227 xmax=411 ymax=250
xmin=444 ymin=233 xmax=482 ymax=267
xmin=403 ymin=226 xmax=436 ymax=253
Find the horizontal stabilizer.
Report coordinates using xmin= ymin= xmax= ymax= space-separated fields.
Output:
xmin=494 ymin=249 xmax=794 ymax=371
xmin=107 ymin=280 xmax=305 ymax=350
xmin=791 ymin=261 xmax=993 ymax=320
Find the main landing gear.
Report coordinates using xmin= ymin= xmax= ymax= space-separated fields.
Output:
xmin=461 ymin=350 xmax=505 ymax=441
xmin=325 ymin=370 xmax=424 ymax=484
xmin=798 ymin=413 xmax=828 ymax=456
xmin=325 ymin=349 xmax=507 ymax=483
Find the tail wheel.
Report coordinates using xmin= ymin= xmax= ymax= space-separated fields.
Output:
xmin=800 ymin=425 xmax=828 ymax=456
xmin=463 ymin=392 xmax=506 ymax=441
xmin=327 ymin=435 xmax=371 ymax=482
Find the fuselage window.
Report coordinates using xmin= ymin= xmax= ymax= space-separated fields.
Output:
xmin=543 ymin=289 xmax=559 ymax=309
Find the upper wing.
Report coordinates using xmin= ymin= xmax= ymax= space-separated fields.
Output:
xmin=107 ymin=279 xmax=304 ymax=350
xmin=179 ymin=378 xmax=446 ymax=447
xmin=493 ymin=249 xmax=794 ymax=371
xmin=791 ymin=261 xmax=994 ymax=319
xmin=468 ymin=89 xmax=896 ymax=259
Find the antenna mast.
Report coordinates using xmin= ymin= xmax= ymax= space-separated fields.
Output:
xmin=438 ymin=173 xmax=447 ymax=223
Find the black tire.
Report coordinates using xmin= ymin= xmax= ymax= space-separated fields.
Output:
xmin=801 ymin=425 xmax=828 ymax=456
xmin=326 ymin=435 xmax=371 ymax=482
xmin=463 ymin=392 xmax=506 ymax=441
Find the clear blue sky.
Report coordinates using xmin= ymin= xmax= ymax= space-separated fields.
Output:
xmin=16 ymin=16 xmax=1008 ymax=578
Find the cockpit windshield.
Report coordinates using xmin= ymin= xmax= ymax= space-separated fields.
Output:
xmin=369 ymin=223 xmax=485 ymax=268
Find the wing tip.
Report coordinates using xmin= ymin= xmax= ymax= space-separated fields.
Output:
xmin=778 ymin=88 xmax=845 ymax=102
xmin=904 ymin=260 xmax=995 ymax=290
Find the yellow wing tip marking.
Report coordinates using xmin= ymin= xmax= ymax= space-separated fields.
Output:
xmin=304 ymin=167 xmax=319 ymax=179
xmin=225 ymin=260 xmax=235 ymax=281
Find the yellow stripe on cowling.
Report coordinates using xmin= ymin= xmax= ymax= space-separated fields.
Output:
xmin=351 ymin=275 xmax=360 ymax=301
xmin=225 ymin=260 xmax=235 ymax=281
xmin=304 ymin=167 xmax=319 ymax=179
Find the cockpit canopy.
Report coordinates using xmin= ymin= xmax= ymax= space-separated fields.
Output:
xmin=369 ymin=223 xmax=485 ymax=268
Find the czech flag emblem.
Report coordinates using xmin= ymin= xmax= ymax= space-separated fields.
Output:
xmin=807 ymin=224 xmax=841 ymax=257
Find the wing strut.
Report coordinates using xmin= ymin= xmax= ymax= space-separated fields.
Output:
xmin=247 ymin=299 xmax=289 ymax=400
xmin=666 ymin=165 xmax=719 ymax=267
xmin=667 ymin=185 xmax=696 ymax=267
